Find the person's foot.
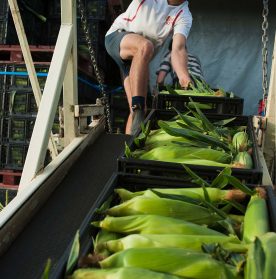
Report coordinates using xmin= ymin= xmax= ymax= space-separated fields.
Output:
xmin=131 ymin=109 xmax=145 ymax=135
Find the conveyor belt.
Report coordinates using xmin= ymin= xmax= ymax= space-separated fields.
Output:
xmin=0 ymin=133 xmax=129 ymax=279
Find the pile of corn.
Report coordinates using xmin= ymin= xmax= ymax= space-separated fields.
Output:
xmin=69 ymin=168 xmax=275 ymax=279
xmin=159 ymin=77 xmax=232 ymax=97
xmin=127 ymin=102 xmax=253 ymax=169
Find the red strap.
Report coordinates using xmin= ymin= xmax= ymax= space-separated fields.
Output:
xmin=123 ymin=0 xmax=146 ymax=22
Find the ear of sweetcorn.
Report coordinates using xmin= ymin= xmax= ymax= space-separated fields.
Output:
xmin=243 ymin=191 xmax=269 ymax=243
xmin=103 ymin=234 xmax=246 ymax=253
xmin=70 ymin=267 xmax=183 ymax=279
xmin=99 ymin=247 xmax=241 ymax=279
xmin=92 ymin=215 xmax=224 ymax=236
xmin=106 ymin=195 xmax=222 ymax=225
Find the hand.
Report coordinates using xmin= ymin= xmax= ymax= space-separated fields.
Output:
xmin=178 ymin=75 xmax=193 ymax=90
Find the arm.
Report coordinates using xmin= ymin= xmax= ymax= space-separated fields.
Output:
xmin=171 ymin=33 xmax=191 ymax=88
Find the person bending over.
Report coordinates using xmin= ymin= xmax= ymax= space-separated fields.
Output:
xmin=105 ymin=0 xmax=193 ymax=135
xmin=157 ymin=51 xmax=204 ymax=87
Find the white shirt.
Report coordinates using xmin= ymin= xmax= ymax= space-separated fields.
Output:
xmin=106 ymin=0 xmax=192 ymax=48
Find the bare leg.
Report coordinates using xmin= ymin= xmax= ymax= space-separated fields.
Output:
xmin=124 ymin=76 xmax=132 ymax=134
xmin=120 ymin=34 xmax=154 ymax=134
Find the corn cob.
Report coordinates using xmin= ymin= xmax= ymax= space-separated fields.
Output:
xmin=232 ymin=131 xmax=248 ymax=152
xmin=92 ymin=215 xmax=224 ymax=236
xmin=138 ymin=145 xmax=231 ymax=165
xmin=99 ymin=247 xmax=240 ymax=279
xmin=244 ymin=237 xmax=264 ymax=279
xmin=259 ymin=232 xmax=276 ymax=279
xmin=115 ymin=188 xmax=247 ymax=203
xmin=100 ymin=234 xmax=246 ymax=253
xmin=243 ymin=190 xmax=269 ymax=243
xmin=70 ymin=267 xmax=183 ymax=279
xmin=232 ymin=151 xmax=253 ymax=169
xmin=93 ymin=230 xmax=122 ymax=257
xmin=106 ymin=196 xmax=221 ymax=225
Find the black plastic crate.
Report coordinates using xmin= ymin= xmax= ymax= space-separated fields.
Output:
xmin=0 ymin=142 xmax=28 ymax=170
xmin=0 ymin=64 xmax=49 ymax=89
xmin=2 ymin=88 xmax=37 ymax=115
xmin=0 ymin=116 xmax=35 ymax=143
xmin=0 ymin=17 xmax=8 ymax=44
xmin=0 ymin=188 xmax=17 ymax=204
xmin=84 ymin=0 xmax=107 ymax=20
xmin=154 ymin=93 xmax=244 ymax=114
xmin=0 ymin=0 xmax=9 ymax=17
xmin=50 ymin=172 xmax=276 ymax=278
xmin=118 ymin=109 xmax=263 ymax=183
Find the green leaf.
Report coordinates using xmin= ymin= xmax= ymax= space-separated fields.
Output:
xmin=213 ymin=118 xmax=237 ymax=126
xmin=150 ymin=190 xmax=202 ymax=205
xmin=95 ymin=194 xmax=114 ymax=213
xmin=165 ymin=85 xmax=178 ymax=95
xmin=182 ymin=164 xmax=211 ymax=187
xmin=171 ymin=140 xmax=209 ymax=148
xmin=124 ymin=142 xmax=132 ymax=158
xmin=66 ymin=231 xmax=80 ymax=275
xmin=158 ymin=120 xmax=230 ymax=151
xmin=188 ymin=97 xmax=217 ymax=134
xmin=226 ymin=200 xmax=246 ymax=215
xmin=173 ymin=107 xmax=204 ymax=132
xmin=217 ymin=219 xmax=237 ymax=236
xmin=210 ymin=167 xmax=232 ymax=188
xmin=224 ymin=175 xmax=256 ymax=196
xmin=41 ymin=259 xmax=51 ymax=279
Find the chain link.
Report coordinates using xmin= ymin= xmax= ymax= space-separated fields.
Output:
xmin=261 ymin=0 xmax=269 ymax=115
xmin=77 ymin=0 xmax=112 ymax=133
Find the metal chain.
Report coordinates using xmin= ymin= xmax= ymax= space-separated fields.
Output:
xmin=77 ymin=0 xmax=112 ymax=133
xmin=261 ymin=0 xmax=269 ymax=115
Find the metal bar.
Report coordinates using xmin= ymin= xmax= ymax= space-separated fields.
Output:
xmin=19 ymin=25 xmax=73 ymax=190
xmin=7 ymin=0 xmax=58 ymax=158
xmin=62 ymin=0 xmax=79 ymax=146
xmin=263 ymin=33 xmax=276 ymax=175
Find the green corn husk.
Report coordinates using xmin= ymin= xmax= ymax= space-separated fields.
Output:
xmin=259 ymin=232 xmax=276 ymax=279
xmin=244 ymin=237 xmax=265 ymax=279
xmin=92 ymin=215 xmax=224 ymax=236
xmin=101 ymin=234 xmax=246 ymax=253
xmin=158 ymin=120 xmax=231 ymax=152
xmin=93 ymin=230 xmax=122 ymax=257
xmin=106 ymin=196 xmax=222 ymax=225
xmin=245 ymin=233 xmax=276 ymax=279
xmin=70 ymin=267 xmax=183 ymax=279
xmin=232 ymin=131 xmax=248 ymax=151
xmin=137 ymin=145 xmax=232 ymax=164
xmin=100 ymin=247 xmax=240 ymax=279
xmin=232 ymin=151 xmax=253 ymax=169
xmin=243 ymin=192 xmax=269 ymax=243
xmin=115 ymin=188 xmax=247 ymax=203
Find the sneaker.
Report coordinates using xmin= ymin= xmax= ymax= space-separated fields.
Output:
xmin=131 ymin=109 xmax=145 ymax=135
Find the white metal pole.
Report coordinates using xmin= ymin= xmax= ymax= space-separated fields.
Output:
xmin=19 ymin=25 xmax=73 ymax=190
xmin=7 ymin=0 xmax=58 ymax=158
xmin=62 ymin=0 xmax=79 ymax=146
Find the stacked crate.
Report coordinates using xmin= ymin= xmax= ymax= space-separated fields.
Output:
xmin=0 ymin=45 xmax=53 ymax=196
xmin=0 ymin=0 xmax=47 ymax=45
